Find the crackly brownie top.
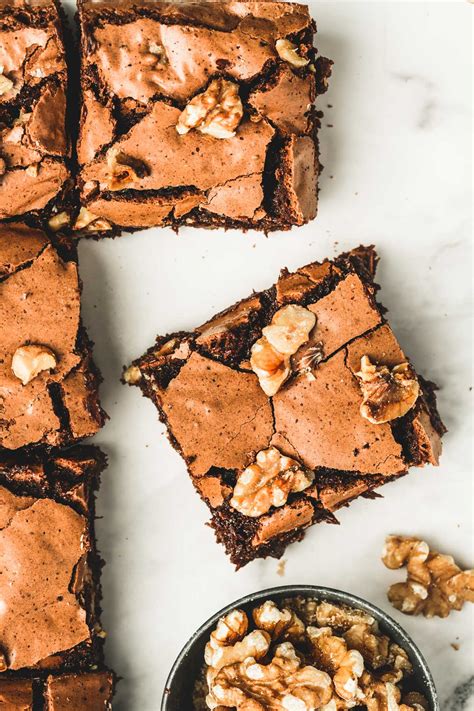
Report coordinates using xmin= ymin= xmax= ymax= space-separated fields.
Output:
xmin=127 ymin=246 xmax=442 ymax=483
xmin=0 ymin=0 xmax=69 ymax=219
xmin=44 ymin=671 xmax=114 ymax=710
xmin=0 ymin=223 xmax=103 ymax=450
xmin=0 ymin=449 xmax=103 ymax=672
xmin=76 ymin=1 xmax=330 ymax=230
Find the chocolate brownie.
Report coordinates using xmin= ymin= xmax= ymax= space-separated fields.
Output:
xmin=74 ymin=0 xmax=332 ymax=235
xmin=0 ymin=670 xmax=114 ymax=709
xmin=0 ymin=222 xmax=106 ymax=451
xmin=0 ymin=447 xmax=107 ymax=673
xmin=125 ymin=246 xmax=446 ymax=567
xmin=0 ymin=0 xmax=71 ymax=227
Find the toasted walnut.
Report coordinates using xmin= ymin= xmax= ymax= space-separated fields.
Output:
xmin=123 ymin=365 xmax=142 ymax=384
xmin=252 ymin=600 xmax=305 ymax=642
xmin=344 ymin=623 xmax=390 ymax=670
xmin=12 ymin=344 xmax=57 ymax=385
xmin=251 ymin=304 xmax=316 ymax=396
xmin=275 ymin=39 xmax=310 ymax=68
xmin=308 ymin=627 xmax=364 ymax=704
xmin=382 ymin=535 xmax=474 ymax=618
xmin=176 ymin=79 xmax=243 ymax=139
xmin=48 ymin=211 xmax=71 ymax=232
xmin=230 ymin=446 xmax=314 ymax=518
xmin=356 ymin=356 xmax=419 ymax=424
xmin=73 ymin=207 xmax=112 ymax=232
xmin=315 ymin=601 xmax=376 ymax=632
xmin=208 ymin=609 xmax=249 ymax=653
xmin=0 ymin=71 xmax=14 ymax=95
xmin=107 ymin=149 xmax=149 ymax=191
xmin=208 ymin=641 xmax=332 ymax=710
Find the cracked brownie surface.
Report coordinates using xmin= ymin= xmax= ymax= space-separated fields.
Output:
xmin=0 ymin=447 xmax=108 ymax=674
xmin=75 ymin=0 xmax=332 ymax=235
xmin=125 ymin=246 xmax=445 ymax=567
xmin=0 ymin=0 xmax=71 ymax=226
xmin=0 ymin=222 xmax=106 ymax=451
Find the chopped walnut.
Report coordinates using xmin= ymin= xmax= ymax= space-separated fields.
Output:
xmin=356 ymin=356 xmax=420 ymax=424
xmin=251 ymin=304 xmax=316 ymax=396
xmin=73 ymin=207 xmax=112 ymax=232
xmin=0 ymin=71 xmax=14 ymax=95
xmin=252 ymin=600 xmax=305 ymax=643
xmin=11 ymin=344 xmax=57 ymax=385
xmin=148 ymin=41 xmax=168 ymax=64
xmin=123 ymin=365 xmax=142 ymax=384
xmin=275 ymin=39 xmax=310 ymax=67
xmin=107 ymin=149 xmax=149 ymax=191
xmin=382 ymin=535 xmax=474 ymax=618
xmin=229 ymin=446 xmax=314 ymax=518
xmin=25 ymin=163 xmax=39 ymax=177
xmin=48 ymin=211 xmax=71 ymax=232
xmin=176 ymin=79 xmax=243 ymax=139
xmin=307 ymin=627 xmax=365 ymax=703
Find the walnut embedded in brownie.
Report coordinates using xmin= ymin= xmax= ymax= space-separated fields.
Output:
xmin=0 ymin=0 xmax=72 ymax=228
xmin=0 ymin=670 xmax=114 ymax=710
xmin=74 ymin=0 xmax=332 ymax=236
xmin=0 ymin=222 xmax=107 ymax=451
xmin=0 ymin=447 xmax=107 ymax=674
xmin=125 ymin=246 xmax=446 ymax=568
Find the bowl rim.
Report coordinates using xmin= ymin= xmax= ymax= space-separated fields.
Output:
xmin=161 ymin=584 xmax=439 ymax=710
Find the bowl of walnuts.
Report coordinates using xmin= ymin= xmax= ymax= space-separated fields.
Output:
xmin=161 ymin=585 xmax=438 ymax=711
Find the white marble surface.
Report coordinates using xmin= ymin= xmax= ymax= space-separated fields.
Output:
xmin=75 ymin=2 xmax=473 ymax=709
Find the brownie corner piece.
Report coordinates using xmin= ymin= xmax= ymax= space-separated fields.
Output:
xmin=0 ymin=446 xmax=107 ymax=673
xmin=126 ymin=245 xmax=445 ymax=567
xmin=0 ymin=670 xmax=114 ymax=710
xmin=0 ymin=222 xmax=107 ymax=452
xmin=75 ymin=0 xmax=332 ymax=236
xmin=0 ymin=0 xmax=72 ymax=228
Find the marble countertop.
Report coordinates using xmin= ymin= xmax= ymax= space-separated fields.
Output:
xmin=75 ymin=2 xmax=473 ymax=709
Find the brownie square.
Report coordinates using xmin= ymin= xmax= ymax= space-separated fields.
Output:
xmin=75 ymin=0 xmax=332 ymax=235
xmin=0 ymin=670 xmax=114 ymax=710
xmin=0 ymin=0 xmax=71 ymax=226
xmin=0 ymin=447 xmax=107 ymax=673
xmin=125 ymin=246 xmax=446 ymax=567
xmin=0 ymin=222 xmax=106 ymax=451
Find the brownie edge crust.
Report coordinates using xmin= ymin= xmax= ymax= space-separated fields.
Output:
xmin=125 ymin=246 xmax=446 ymax=568
xmin=74 ymin=0 xmax=332 ymax=236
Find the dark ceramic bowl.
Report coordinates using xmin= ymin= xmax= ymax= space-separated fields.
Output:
xmin=161 ymin=585 xmax=439 ymax=710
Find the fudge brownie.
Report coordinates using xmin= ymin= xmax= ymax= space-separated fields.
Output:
xmin=0 ymin=0 xmax=71 ymax=227
xmin=125 ymin=246 xmax=446 ymax=567
xmin=0 ymin=447 xmax=107 ymax=672
xmin=0 ymin=222 xmax=106 ymax=451
xmin=74 ymin=0 xmax=332 ymax=235
xmin=0 ymin=670 xmax=114 ymax=709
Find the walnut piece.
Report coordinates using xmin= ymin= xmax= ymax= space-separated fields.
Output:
xmin=48 ymin=211 xmax=71 ymax=232
xmin=73 ymin=207 xmax=112 ymax=232
xmin=12 ymin=344 xmax=57 ymax=385
xmin=123 ymin=365 xmax=142 ymax=384
xmin=107 ymin=149 xmax=149 ymax=191
xmin=148 ymin=41 xmax=168 ymax=64
xmin=382 ymin=535 xmax=474 ymax=618
xmin=251 ymin=304 xmax=316 ymax=396
xmin=229 ymin=446 xmax=314 ymax=518
xmin=361 ymin=676 xmax=427 ymax=711
xmin=356 ymin=356 xmax=420 ymax=424
xmin=308 ymin=627 xmax=365 ymax=704
xmin=176 ymin=79 xmax=243 ymax=139
xmin=25 ymin=163 xmax=39 ymax=177
xmin=252 ymin=600 xmax=305 ymax=643
xmin=0 ymin=71 xmax=14 ymax=95
xmin=275 ymin=39 xmax=310 ymax=68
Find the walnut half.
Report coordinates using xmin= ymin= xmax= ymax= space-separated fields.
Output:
xmin=356 ymin=356 xmax=420 ymax=424
xmin=176 ymin=79 xmax=243 ymax=139
xmin=382 ymin=535 xmax=474 ymax=618
xmin=230 ymin=446 xmax=314 ymax=518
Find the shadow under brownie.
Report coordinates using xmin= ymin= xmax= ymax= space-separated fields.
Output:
xmin=0 ymin=0 xmax=71 ymax=227
xmin=74 ymin=0 xmax=332 ymax=235
xmin=0 ymin=222 xmax=106 ymax=451
xmin=0 ymin=447 xmax=108 ymax=675
xmin=125 ymin=246 xmax=445 ymax=568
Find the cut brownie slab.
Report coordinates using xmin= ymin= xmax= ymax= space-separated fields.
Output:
xmin=0 ymin=447 xmax=107 ymax=672
xmin=125 ymin=246 xmax=446 ymax=567
xmin=0 ymin=0 xmax=71 ymax=226
xmin=75 ymin=0 xmax=332 ymax=235
xmin=0 ymin=671 xmax=114 ymax=710
xmin=0 ymin=223 xmax=106 ymax=451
